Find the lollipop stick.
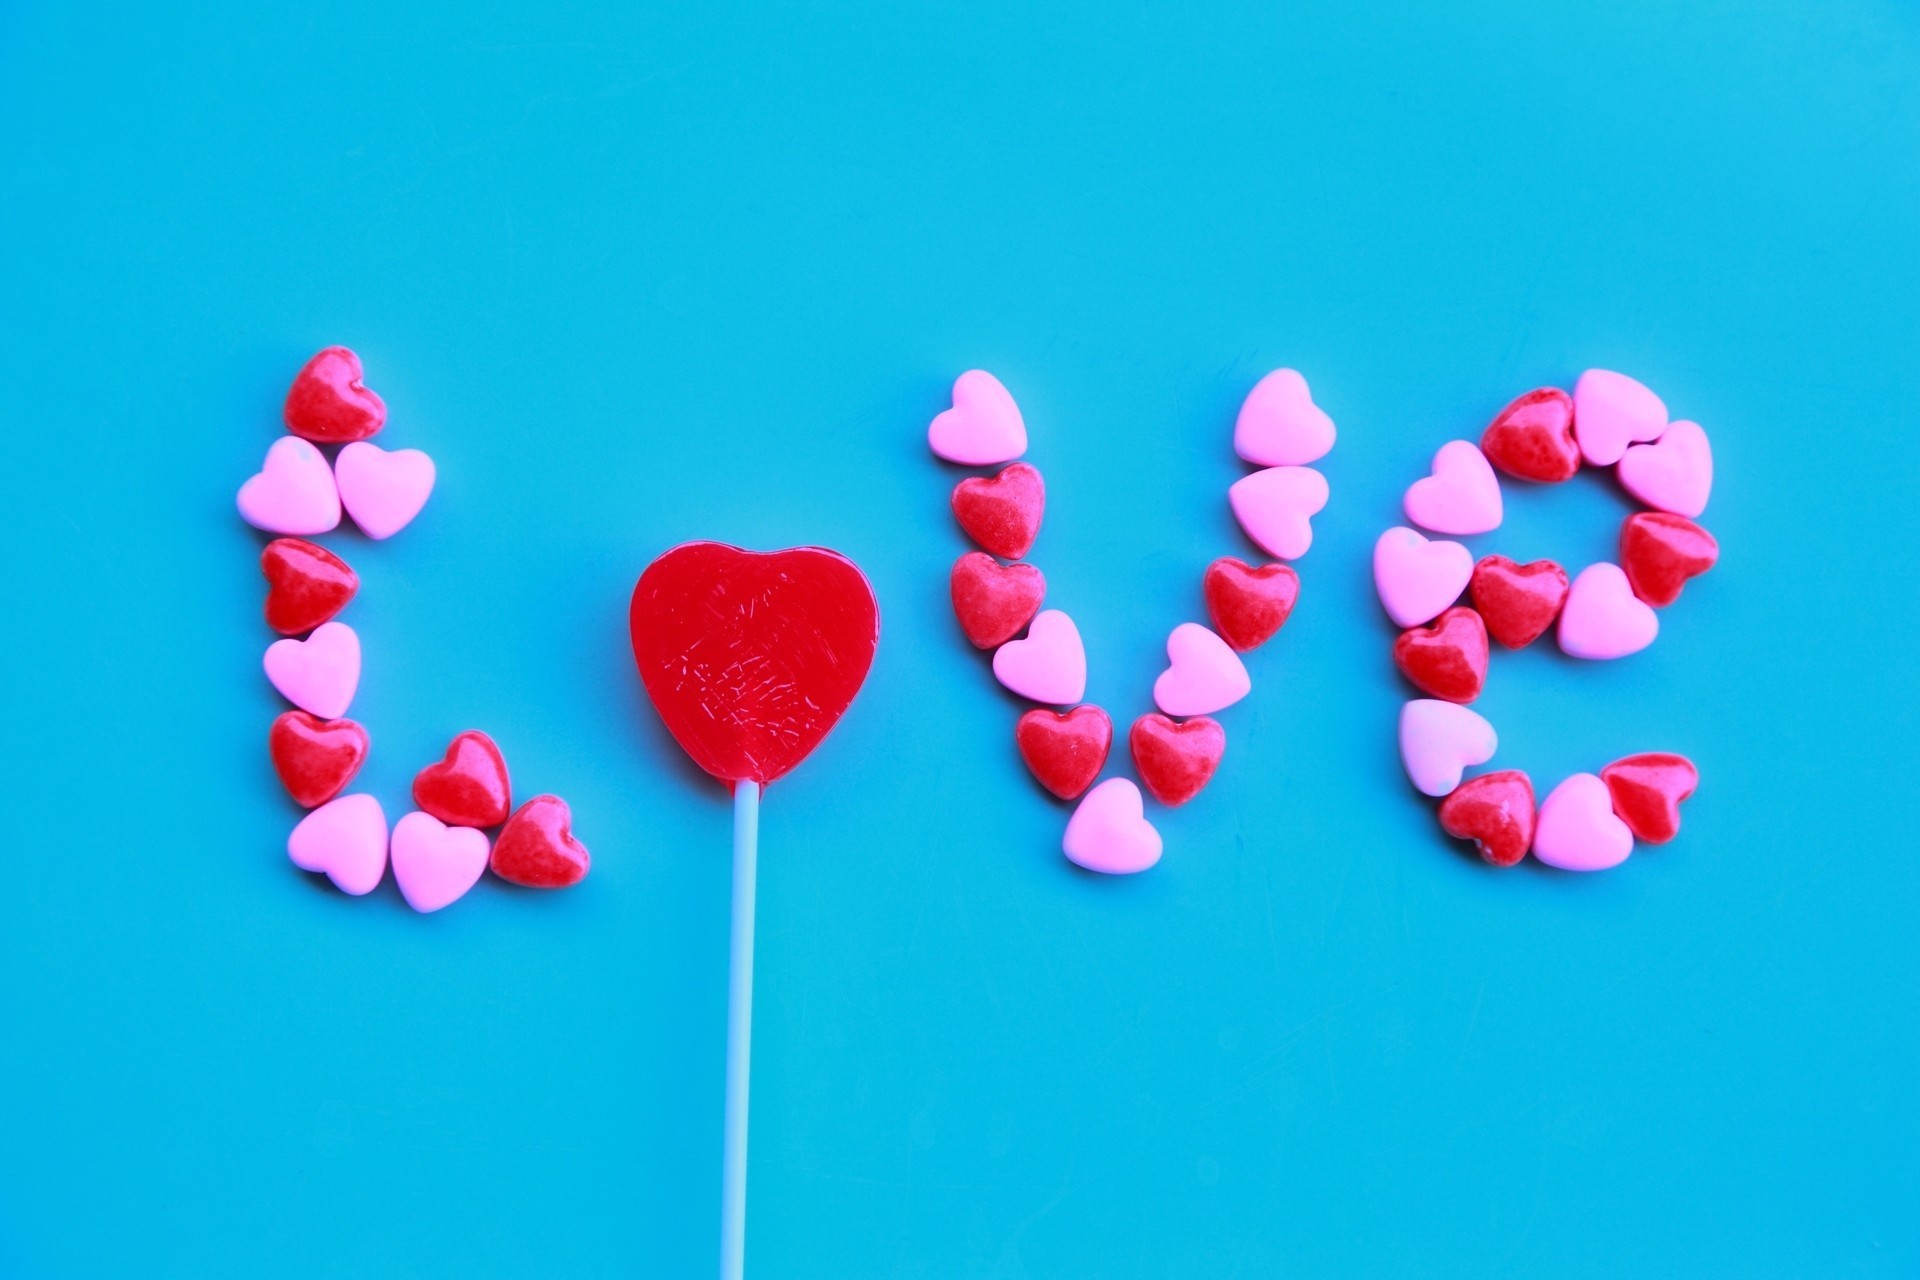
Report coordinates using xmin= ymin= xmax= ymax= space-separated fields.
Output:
xmin=721 ymin=779 xmax=759 ymax=1280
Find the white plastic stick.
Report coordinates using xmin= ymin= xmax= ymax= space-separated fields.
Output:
xmin=720 ymin=779 xmax=759 ymax=1280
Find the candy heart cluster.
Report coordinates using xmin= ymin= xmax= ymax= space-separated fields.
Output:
xmin=1379 ymin=371 xmax=1716 ymax=872
xmin=246 ymin=348 xmax=589 ymax=910
xmin=932 ymin=368 xmax=1335 ymax=874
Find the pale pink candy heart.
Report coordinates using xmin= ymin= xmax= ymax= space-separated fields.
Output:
xmin=991 ymin=609 xmax=1086 ymax=704
xmin=1532 ymin=773 xmax=1633 ymax=871
xmin=1063 ymin=778 xmax=1163 ymax=875
xmin=1373 ymin=526 xmax=1474 ymax=627
xmin=1233 ymin=368 xmax=1335 ymax=466
xmin=1558 ymin=562 xmax=1658 ymax=659
xmin=1398 ymin=699 xmax=1498 ymax=797
xmin=237 ymin=436 xmax=342 ymax=535
xmin=288 ymin=793 xmax=389 ymax=895
xmin=335 ymin=441 xmax=435 ymax=540
xmin=1152 ymin=622 xmax=1251 ymax=716
xmin=1403 ymin=439 xmax=1502 ymax=535
xmin=1228 ymin=465 xmax=1329 ymax=560
xmin=264 ymin=620 xmax=361 ymax=718
xmin=390 ymin=811 xmax=490 ymax=913
xmin=1573 ymin=369 xmax=1667 ymax=466
xmin=928 ymin=370 xmax=1027 ymax=466
xmin=1618 ymin=419 xmax=1712 ymax=518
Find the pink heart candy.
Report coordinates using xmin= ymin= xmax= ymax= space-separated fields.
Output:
xmin=288 ymin=793 xmax=389 ymax=895
xmin=1233 ymin=368 xmax=1335 ymax=466
xmin=1152 ymin=622 xmax=1250 ymax=717
xmin=991 ymin=609 xmax=1086 ymax=704
xmin=1373 ymin=526 xmax=1474 ymax=628
xmin=1398 ymin=699 xmax=1498 ymax=797
xmin=1403 ymin=439 xmax=1502 ymax=535
xmin=1063 ymin=778 xmax=1163 ymax=875
xmin=1558 ymin=562 xmax=1658 ymax=659
xmin=1228 ymin=465 xmax=1328 ymax=560
xmin=1532 ymin=773 xmax=1633 ymax=871
xmin=928 ymin=370 xmax=1027 ymax=466
xmin=390 ymin=811 xmax=490 ymax=913
xmin=264 ymin=620 xmax=361 ymax=718
xmin=237 ymin=436 xmax=342 ymax=535
xmin=335 ymin=441 xmax=435 ymax=540
xmin=1618 ymin=419 xmax=1712 ymax=518
xmin=1573 ymin=369 xmax=1667 ymax=466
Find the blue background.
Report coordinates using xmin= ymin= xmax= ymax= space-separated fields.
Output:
xmin=2 ymin=1 xmax=1915 ymax=1275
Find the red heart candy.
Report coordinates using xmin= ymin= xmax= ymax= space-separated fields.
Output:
xmin=1015 ymin=705 xmax=1112 ymax=800
xmin=630 ymin=543 xmax=879 ymax=786
xmin=1203 ymin=557 xmax=1300 ymax=651
xmin=413 ymin=730 xmax=512 ymax=828
xmin=1480 ymin=387 xmax=1579 ymax=482
xmin=269 ymin=711 xmax=370 ymax=808
xmin=490 ymin=794 xmax=589 ymax=887
xmin=949 ymin=551 xmax=1045 ymax=649
xmin=1129 ymin=714 xmax=1226 ymax=807
xmin=1619 ymin=512 xmax=1719 ymax=607
xmin=1469 ymin=555 xmax=1569 ymax=650
xmin=952 ymin=462 xmax=1045 ymax=560
xmin=1438 ymin=769 xmax=1535 ymax=866
xmin=1600 ymin=752 xmax=1698 ymax=844
xmin=261 ymin=537 xmax=359 ymax=636
xmin=283 ymin=346 xmax=386 ymax=443
xmin=1391 ymin=606 xmax=1489 ymax=703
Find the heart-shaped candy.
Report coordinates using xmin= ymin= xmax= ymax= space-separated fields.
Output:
xmin=1014 ymin=705 xmax=1112 ymax=800
xmin=284 ymin=346 xmax=386 ymax=443
xmin=261 ymin=537 xmax=358 ymax=636
xmin=952 ymin=462 xmax=1044 ymax=560
xmin=237 ymin=437 xmax=342 ymax=535
xmin=1618 ymin=420 xmax=1712 ymax=518
xmin=950 ymin=552 xmax=1046 ymax=649
xmin=1403 ymin=440 xmax=1503 ymax=536
xmin=1480 ymin=387 xmax=1579 ymax=483
xmin=1228 ymin=465 xmax=1329 ymax=560
xmin=1572 ymin=369 xmax=1667 ymax=466
xmin=1437 ymin=769 xmax=1536 ymax=867
xmin=1532 ymin=773 xmax=1633 ymax=871
xmin=1129 ymin=714 xmax=1226 ymax=807
xmin=1558 ymin=563 xmax=1658 ymax=660
xmin=335 ymin=441 xmax=435 ymax=540
xmin=413 ymin=730 xmax=512 ymax=828
xmin=1373 ymin=527 xmax=1474 ymax=628
xmin=1062 ymin=778 xmax=1162 ymax=875
xmin=1202 ymin=557 xmax=1299 ymax=651
xmin=390 ymin=811 xmax=490 ymax=913
xmin=1233 ymin=368 xmax=1335 ymax=466
xmin=928 ymin=370 xmax=1027 ymax=465
xmin=1152 ymin=623 xmax=1250 ymax=717
xmin=992 ymin=609 xmax=1087 ymax=705
xmin=490 ymin=794 xmax=590 ymax=888
xmin=1399 ymin=699 xmax=1497 ymax=798
xmin=1469 ymin=555 xmax=1569 ymax=649
xmin=1619 ymin=512 xmax=1719 ymax=607
xmin=287 ymin=793 xmax=388 ymax=895
xmin=264 ymin=621 xmax=361 ymax=719
xmin=1600 ymin=751 xmax=1698 ymax=845
xmin=1391 ymin=606 xmax=1489 ymax=704
xmin=269 ymin=711 xmax=370 ymax=808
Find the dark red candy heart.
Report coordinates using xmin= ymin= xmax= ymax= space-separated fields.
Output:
xmin=1015 ymin=705 xmax=1111 ymax=800
xmin=1619 ymin=512 xmax=1719 ymax=607
xmin=1391 ymin=606 xmax=1489 ymax=703
xmin=952 ymin=462 xmax=1045 ymax=560
xmin=949 ymin=551 xmax=1045 ymax=649
xmin=630 ymin=543 xmax=879 ymax=786
xmin=1438 ymin=770 xmax=1535 ymax=867
xmin=490 ymin=794 xmax=590 ymax=887
xmin=261 ymin=538 xmax=358 ymax=636
xmin=283 ymin=346 xmax=386 ymax=443
xmin=1480 ymin=387 xmax=1579 ymax=482
xmin=1129 ymin=714 xmax=1226 ymax=807
xmin=1600 ymin=752 xmax=1698 ymax=844
xmin=269 ymin=711 xmax=370 ymax=808
xmin=1203 ymin=557 xmax=1300 ymax=651
xmin=1469 ymin=555 xmax=1569 ymax=650
xmin=413 ymin=730 xmax=512 ymax=828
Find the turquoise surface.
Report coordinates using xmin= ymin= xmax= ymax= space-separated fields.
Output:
xmin=2 ymin=2 xmax=1916 ymax=1275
